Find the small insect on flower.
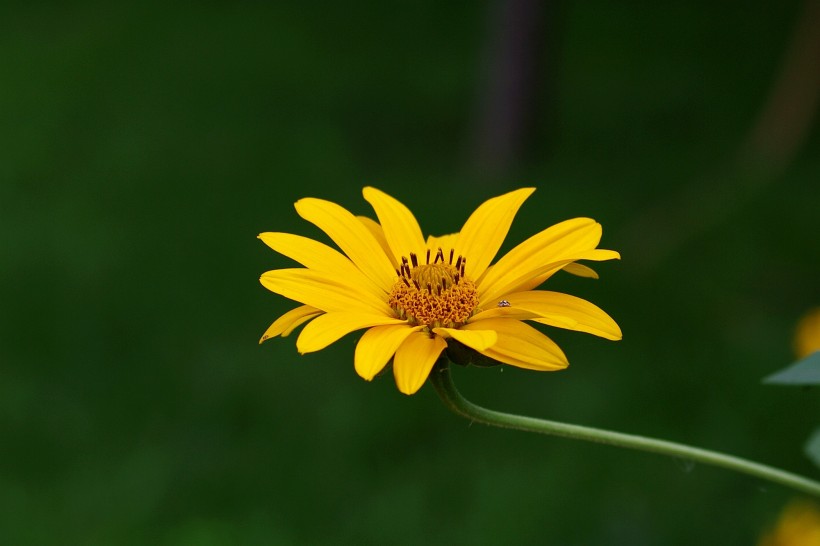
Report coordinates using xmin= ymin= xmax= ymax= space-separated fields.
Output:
xmin=258 ymin=187 xmax=621 ymax=395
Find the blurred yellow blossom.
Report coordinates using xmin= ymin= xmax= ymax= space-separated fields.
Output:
xmin=759 ymin=500 xmax=820 ymax=546
xmin=794 ymin=307 xmax=820 ymax=359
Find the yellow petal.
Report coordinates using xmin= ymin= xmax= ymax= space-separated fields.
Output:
xmin=363 ymin=187 xmax=426 ymax=265
xmin=432 ymin=327 xmax=497 ymax=351
xmin=461 ymin=319 xmax=568 ymax=371
xmin=357 ymin=215 xmax=398 ymax=269
xmin=480 ymin=249 xmax=620 ymax=305
xmin=295 ymin=197 xmax=396 ymax=292
xmin=477 ymin=218 xmax=600 ymax=292
xmin=469 ymin=306 xmax=542 ymax=323
xmin=296 ymin=311 xmax=405 ymax=354
xmin=562 ymin=262 xmax=598 ymax=279
xmin=454 ymin=188 xmax=535 ymax=281
xmin=501 ymin=291 xmax=621 ymax=340
xmin=260 ymin=269 xmax=391 ymax=314
xmin=426 ymin=233 xmax=458 ymax=251
xmin=259 ymin=305 xmax=323 ymax=343
xmin=354 ymin=323 xmax=422 ymax=381
xmin=513 ymin=249 xmax=620 ymax=295
xmin=393 ymin=331 xmax=447 ymax=395
xmin=258 ymin=232 xmax=382 ymax=292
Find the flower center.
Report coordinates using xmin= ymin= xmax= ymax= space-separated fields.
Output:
xmin=388 ymin=248 xmax=480 ymax=329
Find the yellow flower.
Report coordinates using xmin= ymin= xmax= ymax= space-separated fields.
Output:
xmin=759 ymin=500 xmax=820 ymax=546
xmin=258 ymin=187 xmax=621 ymax=395
xmin=794 ymin=307 xmax=820 ymax=359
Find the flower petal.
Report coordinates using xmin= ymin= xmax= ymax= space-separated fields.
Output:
xmin=492 ymin=291 xmax=621 ymax=340
xmin=295 ymin=197 xmax=396 ymax=292
xmin=479 ymin=249 xmax=620 ymax=306
xmin=432 ymin=327 xmax=497 ymax=351
xmin=357 ymin=215 xmax=398 ymax=269
xmin=258 ymin=232 xmax=382 ymax=292
xmin=363 ymin=187 xmax=426 ymax=264
xmin=468 ymin=306 xmax=541 ymax=323
xmin=562 ymin=262 xmax=598 ymax=279
xmin=477 ymin=217 xmax=601 ymax=292
xmin=455 ymin=188 xmax=535 ymax=281
xmin=259 ymin=305 xmax=323 ymax=343
xmin=354 ymin=323 xmax=423 ymax=381
xmin=426 ymin=233 xmax=458 ymax=252
xmin=461 ymin=318 xmax=568 ymax=371
xmin=296 ymin=311 xmax=405 ymax=354
xmin=260 ymin=269 xmax=391 ymax=314
xmin=393 ymin=332 xmax=447 ymax=395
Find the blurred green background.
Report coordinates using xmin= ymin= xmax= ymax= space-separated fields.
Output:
xmin=2 ymin=1 xmax=819 ymax=544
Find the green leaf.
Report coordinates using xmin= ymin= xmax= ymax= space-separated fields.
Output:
xmin=762 ymin=351 xmax=820 ymax=386
xmin=805 ymin=427 xmax=820 ymax=470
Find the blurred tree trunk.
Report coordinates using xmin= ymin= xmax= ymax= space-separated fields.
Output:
xmin=618 ymin=0 xmax=820 ymax=274
xmin=468 ymin=0 xmax=549 ymax=179
xmin=737 ymin=0 xmax=820 ymax=173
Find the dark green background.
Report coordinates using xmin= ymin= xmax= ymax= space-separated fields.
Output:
xmin=3 ymin=1 xmax=819 ymax=544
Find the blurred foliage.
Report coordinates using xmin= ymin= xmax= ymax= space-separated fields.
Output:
xmin=764 ymin=352 xmax=820 ymax=386
xmin=1 ymin=1 xmax=819 ymax=545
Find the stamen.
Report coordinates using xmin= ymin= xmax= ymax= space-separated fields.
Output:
xmin=387 ymin=252 xmax=480 ymax=329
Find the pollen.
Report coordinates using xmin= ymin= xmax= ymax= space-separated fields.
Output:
xmin=388 ymin=248 xmax=480 ymax=329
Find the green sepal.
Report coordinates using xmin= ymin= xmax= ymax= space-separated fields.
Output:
xmin=445 ymin=339 xmax=502 ymax=368
xmin=762 ymin=351 xmax=820 ymax=386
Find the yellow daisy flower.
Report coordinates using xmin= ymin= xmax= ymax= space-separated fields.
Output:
xmin=759 ymin=500 xmax=820 ymax=546
xmin=258 ymin=187 xmax=622 ymax=395
xmin=794 ymin=307 xmax=820 ymax=359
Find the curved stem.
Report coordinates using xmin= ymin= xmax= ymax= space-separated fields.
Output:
xmin=429 ymin=361 xmax=820 ymax=498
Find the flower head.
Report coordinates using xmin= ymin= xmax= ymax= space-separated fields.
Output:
xmin=259 ymin=187 xmax=621 ymax=395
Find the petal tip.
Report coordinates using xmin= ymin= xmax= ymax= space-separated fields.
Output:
xmin=397 ymin=384 xmax=421 ymax=395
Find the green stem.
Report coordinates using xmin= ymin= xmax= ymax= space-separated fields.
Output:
xmin=429 ymin=361 xmax=820 ymax=498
